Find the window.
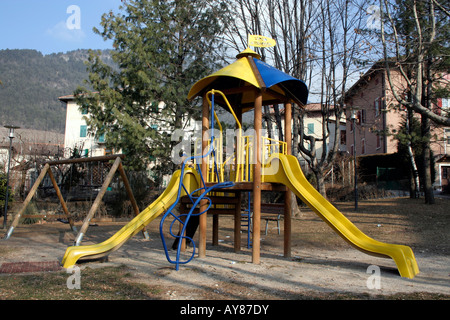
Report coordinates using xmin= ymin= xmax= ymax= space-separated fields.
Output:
xmin=443 ymin=166 xmax=450 ymax=180
xmin=442 ymin=98 xmax=449 ymax=116
xmin=305 ymin=141 xmax=311 ymax=151
xmin=80 ymin=125 xmax=87 ymax=138
xmin=376 ymin=134 xmax=381 ymax=149
xmin=97 ymin=133 xmax=105 ymax=143
xmin=445 ymin=128 xmax=450 ymax=145
xmin=307 ymin=123 xmax=314 ymax=135
xmin=340 ymin=130 xmax=346 ymax=145
xmin=358 ymin=110 xmax=366 ymax=124
xmin=150 ymin=101 xmax=159 ymax=113
xmin=374 ymin=99 xmax=380 ymax=117
xmin=361 ymin=138 xmax=366 ymax=154
xmin=442 ymin=98 xmax=449 ymax=110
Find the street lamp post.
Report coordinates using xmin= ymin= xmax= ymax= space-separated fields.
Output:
xmin=350 ymin=111 xmax=358 ymax=211
xmin=3 ymin=125 xmax=20 ymax=228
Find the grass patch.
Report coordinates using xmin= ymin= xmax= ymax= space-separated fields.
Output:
xmin=0 ymin=265 xmax=162 ymax=300
xmin=0 ymin=263 xmax=448 ymax=300
xmin=0 ymin=247 xmax=15 ymax=256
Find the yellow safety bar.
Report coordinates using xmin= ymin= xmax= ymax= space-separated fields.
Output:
xmin=200 ymin=89 xmax=287 ymax=184
xmin=206 ymin=90 xmax=243 ymax=183
xmin=263 ymin=137 xmax=287 ymax=160
xmin=261 ymin=137 xmax=287 ymax=181
xmin=242 ymin=135 xmax=253 ymax=182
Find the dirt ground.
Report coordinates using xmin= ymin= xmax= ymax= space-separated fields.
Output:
xmin=0 ymin=196 xmax=449 ymax=300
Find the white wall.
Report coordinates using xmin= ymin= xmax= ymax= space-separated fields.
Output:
xmin=63 ymin=99 xmax=106 ymax=158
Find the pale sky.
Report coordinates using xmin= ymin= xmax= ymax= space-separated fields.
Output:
xmin=0 ymin=0 xmax=124 ymax=54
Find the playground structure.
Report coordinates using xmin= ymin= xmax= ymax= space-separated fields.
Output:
xmin=5 ymin=49 xmax=419 ymax=279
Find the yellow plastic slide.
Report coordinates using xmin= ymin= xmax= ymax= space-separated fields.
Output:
xmin=263 ymin=153 xmax=419 ymax=279
xmin=62 ymin=168 xmax=199 ymax=268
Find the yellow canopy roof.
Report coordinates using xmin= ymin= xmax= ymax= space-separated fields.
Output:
xmin=188 ymin=49 xmax=308 ymax=112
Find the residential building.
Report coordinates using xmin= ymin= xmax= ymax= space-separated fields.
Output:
xmin=58 ymin=94 xmax=201 ymax=188
xmin=344 ymin=63 xmax=450 ymax=191
xmin=298 ymin=103 xmax=347 ymax=158
xmin=59 ymin=94 xmax=202 ymax=158
xmin=58 ymin=95 xmax=107 ymax=158
xmin=263 ymin=104 xmax=346 ymax=160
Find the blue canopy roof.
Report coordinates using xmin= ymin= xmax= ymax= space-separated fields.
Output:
xmin=188 ymin=49 xmax=308 ymax=111
xmin=253 ymin=58 xmax=308 ymax=105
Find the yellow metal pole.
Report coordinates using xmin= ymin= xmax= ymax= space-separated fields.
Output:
xmin=206 ymin=90 xmax=242 ymax=182
xmin=199 ymin=95 xmax=209 ymax=258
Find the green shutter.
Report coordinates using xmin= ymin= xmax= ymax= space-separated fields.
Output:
xmin=80 ymin=125 xmax=87 ymax=137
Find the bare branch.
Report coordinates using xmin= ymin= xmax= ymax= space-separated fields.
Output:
xmin=380 ymin=0 xmax=450 ymax=126
xmin=432 ymin=0 xmax=450 ymax=17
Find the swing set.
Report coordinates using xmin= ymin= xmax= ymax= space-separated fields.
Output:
xmin=3 ymin=154 xmax=148 ymax=244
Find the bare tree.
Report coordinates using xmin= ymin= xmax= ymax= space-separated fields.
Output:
xmin=225 ymin=0 xmax=314 ymax=157
xmin=379 ymin=0 xmax=449 ymax=203
xmin=379 ymin=0 xmax=450 ymax=126
xmin=267 ymin=0 xmax=316 ymax=146
xmin=225 ymin=0 xmax=371 ymax=197
xmin=296 ymin=0 xmax=370 ymax=196
xmin=225 ymin=0 xmax=313 ymax=215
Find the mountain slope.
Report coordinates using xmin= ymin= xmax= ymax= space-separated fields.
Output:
xmin=0 ymin=49 xmax=112 ymax=133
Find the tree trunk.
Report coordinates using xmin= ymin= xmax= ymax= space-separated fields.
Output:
xmin=290 ymin=191 xmax=302 ymax=218
xmin=273 ymin=104 xmax=283 ymax=142
xmin=421 ymin=114 xmax=435 ymax=204
xmin=421 ymin=54 xmax=435 ymax=204
xmin=292 ymin=105 xmax=299 ymax=157
xmin=314 ymin=168 xmax=327 ymax=198
xmin=263 ymin=105 xmax=272 ymax=139
xmin=406 ymin=109 xmax=420 ymax=198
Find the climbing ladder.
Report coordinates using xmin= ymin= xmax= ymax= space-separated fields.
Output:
xmin=241 ymin=192 xmax=252 ymax=248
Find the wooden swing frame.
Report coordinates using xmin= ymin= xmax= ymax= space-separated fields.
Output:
xmin=4 ymin=154 xmax=148 ymax=244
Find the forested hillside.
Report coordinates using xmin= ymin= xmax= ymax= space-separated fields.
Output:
xmin=0 ymin=49 xmax=112 ymax=133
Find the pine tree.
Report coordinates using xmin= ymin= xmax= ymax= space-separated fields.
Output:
xmin=75 ymin=0 xmax=229 ymax=174
xmin=0 ymin=166 xmax=13 ymax=209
